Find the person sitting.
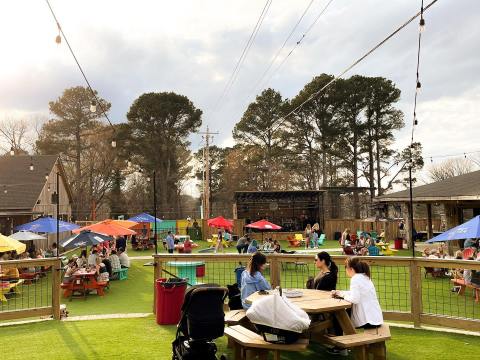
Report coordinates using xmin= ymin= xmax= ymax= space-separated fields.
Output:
xmin=236 ymin=235 xmax=250 ymax=254
xmin=340 ymin=228 xmax=351 ymax=247
xmin=183 ymin=237 xmax=193 ymax=254
xmin=261 ymin=239 xmax=272 ymax=251
xmin=88 ymin=249 xmax=98 ymax=267
xmin=240 ymin=252 xmax=271 ymax=309
xmin=273 ymin=240 xmax=281 ymax=253
xmin=307 ymin=252 xmax=338 ymax=291
xmin=118 ymin=248 xmax=130 ymax=268
xmin=247 ymin=240 xmax=258 ymax=254
xmin=109 ymin=249 xmax=122 ymax=275
xmin=0 ymin=252 xmax=20 ymax=281
xmin=62 ymin=259 xmax=78 ymax=284
xmin=95 ymin=257 xmax=110 ymax=283
xmin=51 ymin=242 xmax=58 ymax=257
xmin=332 ymin=258 xmax=383 ymax=329
xmin=77 ymin=249 xmax=88 ymax=268
xmin=464 ymin=238 xmax=478 ymax=250
xmin=101 ymin=255 xmax=113 ymax=278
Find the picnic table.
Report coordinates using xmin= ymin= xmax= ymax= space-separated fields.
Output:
xmin=166 ymin=261 xmax=205 ymax=285
xmin=245 ymin=289 xmax=390 ymax=360
xmin=61 ymin=269 xmax=108 ymax=300
xmin=0 ymin=279 xmax=24 ymax=302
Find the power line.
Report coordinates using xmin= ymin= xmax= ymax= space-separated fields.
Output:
xmin=253 ymin=0 xmax=335 ymax=96
xmin=248 ymin=0 xmax=317 ymax=97
xmin=269 ymin=0 xmax=439 ymax=135
xmin=44 ymin=0 xmax=116 ymax=135
xmin=212 ymin=0 xmax=273 ymax=113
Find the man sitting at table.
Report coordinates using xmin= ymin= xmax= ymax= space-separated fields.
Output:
xmin=109 ymin=250 xmax=122 ymax=276
xmin=88 ymin=249 xmax=98 ymax=267
xmin=118 ymin=248 xmax=130 ymax=268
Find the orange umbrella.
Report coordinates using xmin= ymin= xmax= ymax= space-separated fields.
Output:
xmin=73 ymin=220 xmax=137 ymax=236
xmin=110 ymin=220 xmax=138 ymax=229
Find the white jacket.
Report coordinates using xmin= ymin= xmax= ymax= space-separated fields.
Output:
xmin=339 ymin=274 xmax=383 ymax=328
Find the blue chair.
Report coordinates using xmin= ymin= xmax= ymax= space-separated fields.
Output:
xmin=368 ymin=246 xmax=380 ymax=256
xmin=318 ymin=234 xmax=326 ymax=246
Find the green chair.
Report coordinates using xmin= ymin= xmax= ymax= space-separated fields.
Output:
xmin=113 ymin=268 xmax=129 ymax=281
xmin=370 ymin=231 xmax=378 ymax=240
xmin=318 ymin=234 xmax=326 ymax=246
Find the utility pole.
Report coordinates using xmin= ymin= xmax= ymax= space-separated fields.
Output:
xmin=198 ymin=126 xmax=218 ymax=219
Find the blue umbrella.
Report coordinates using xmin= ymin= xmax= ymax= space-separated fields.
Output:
xmin=15 ymin=216 xmax=80 ymax=233
xmin=128 ymin=213 xmax=163 ymax=223
xmin=426 ymin=215 xmax=480 ymax=243
xmin=61 ymin=230 xmax=112 ymax=249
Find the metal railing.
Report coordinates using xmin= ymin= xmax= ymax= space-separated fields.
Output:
xmin=0 ymin=258 xmax=61 ymax=321
xmin=152 ymin=254 xmax=480 ymax=332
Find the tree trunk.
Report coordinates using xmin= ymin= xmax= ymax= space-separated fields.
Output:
xmin=368 ymin=131 xmax=375 ymax=202
xmin=321 ymin=145 xmax=327 ymax=188
xmin=352 ymin=133 xmax=360 ymax=218
xmin=375 ymin=138 xmax=382 ymax=196
xmin=74 ymin=127 xmax=82 ymax=219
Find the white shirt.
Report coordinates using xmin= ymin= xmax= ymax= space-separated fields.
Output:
xmin=339 ymin=273 xmax=383 ymax=328
xmin=87 ymin=254 xmax=97 ymax=266
xmin=119 ymin=253 xmax=130 ymax=268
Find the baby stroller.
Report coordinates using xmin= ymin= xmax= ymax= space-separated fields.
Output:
xmin=172 ymin=284 xmax=228 ymax=360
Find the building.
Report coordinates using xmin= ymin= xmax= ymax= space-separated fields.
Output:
xmin=233 ymin=187 xmax=370 ymax=231
xmin=374 ymin=170 xmax=480 ymax=243
xmin=0 ymin=155 xmax=73 ymax=241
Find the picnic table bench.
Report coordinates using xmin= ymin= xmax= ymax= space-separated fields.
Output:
xmin=225 ymin=325 xmax=309 ymax=360
xmin=451 ymin=278 xmax=480 ymax=303
xmin=61 ymin=270 xmax=108 ymax=300
xmin=0 ymin=279 xmax=25 ymax=302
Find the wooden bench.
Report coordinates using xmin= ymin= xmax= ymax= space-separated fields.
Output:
xmin=61 ymin=278 xmax=109 ymax=299
xmin=322 ymin=324 xmax=391 ymax=360
xmin=451 ymin=279 xmax=480 ymax=303
xmin=225 ymin=325 xmax=308 ymax=360
xmin=225 ymin=309 xmax=247 ymax=326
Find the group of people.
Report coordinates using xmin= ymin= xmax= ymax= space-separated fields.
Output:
xmin=236 ymin=235 xmax=283 ymax=254
xmin=304 ymin=223 xmax=324 ymax=249
xmin=340 ymin=228 xmax=382 ymax=256
xmin=62 ymin=245 xmax=130 ymax=284
xmin=239 ymin=251 xmax=383 ymax=356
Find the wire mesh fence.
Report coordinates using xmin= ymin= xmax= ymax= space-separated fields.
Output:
xmin=0 ymin=259 xmax=60 ymax=320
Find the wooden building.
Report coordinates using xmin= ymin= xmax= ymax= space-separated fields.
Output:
xmin=0 ymin=155 xmax=73 ymax=247
xmin=374 ymin=170 xmax=480 ymax=246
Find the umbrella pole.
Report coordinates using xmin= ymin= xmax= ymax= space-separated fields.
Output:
xmin=56 ymin=171 xmax=59 ymax=259
xmin=153 ymin=170 xmax=158 ymax=255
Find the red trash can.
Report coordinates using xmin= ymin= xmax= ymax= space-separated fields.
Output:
xmin=155 ymin=278 xmax=187 ymax=325
xmin=196 ymin=263 xmax=205 ymax=278
xmin=394 ymin=238 xmax=403 ymax=250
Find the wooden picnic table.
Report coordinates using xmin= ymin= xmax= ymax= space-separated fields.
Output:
xmin=1 ymin=279 xmax=24 ymax=302
xmin=61 ymin=269 xmax=108 ymax=299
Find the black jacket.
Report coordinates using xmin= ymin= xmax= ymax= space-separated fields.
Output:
xmin=312 ymin=270 xmax=337 ymax=291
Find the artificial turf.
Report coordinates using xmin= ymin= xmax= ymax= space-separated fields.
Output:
xmin=1 ymin=316 xmax=479 ymax=360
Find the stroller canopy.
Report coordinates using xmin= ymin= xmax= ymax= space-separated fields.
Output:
xmin=246 ymin=292 xmax=310 ymax=333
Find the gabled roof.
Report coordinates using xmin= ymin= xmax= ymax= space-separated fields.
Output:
xmin=0 ymin=155 xmax=58 ymax=210
xmin=375 ymin=170 xmax=480 ymax=202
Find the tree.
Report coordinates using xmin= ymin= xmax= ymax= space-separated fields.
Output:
xmin=126 ymin=92 xmax=202 ymax=215
xmin=233 ymin=88 xmax=288 ymax=190
xmin=36 ymin=86 xmax=112 ymax=219
xmin=428 ymin=157 xmax=476 ymax=182
xmin=0 ymin=116 xmax=32 ymax=155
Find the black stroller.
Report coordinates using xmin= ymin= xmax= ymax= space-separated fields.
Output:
xmin=172 ymin=285 xmax=228 ymax=360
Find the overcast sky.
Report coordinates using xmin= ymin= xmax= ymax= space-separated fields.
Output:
xmin=1 ymin=0 xmax=479 ymax=187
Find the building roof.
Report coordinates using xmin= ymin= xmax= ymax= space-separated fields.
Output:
xmin=375 ymin=170 xmax=480 ymax=203
xmin=0 ymin=155 xmax=59 ymax=211
xmin=235 ymin=190 xmax=324 ymax=201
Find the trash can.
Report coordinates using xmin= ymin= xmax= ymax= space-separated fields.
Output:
xmin=155 ymin=278 xmax=187 ymax=325
xmin=394 ymin=238 xmax=403 ymax=250
xmin=196 ymin=263 xmax=205 ymax=278
xmin=235 ymin=266 xmax=245 ymax=286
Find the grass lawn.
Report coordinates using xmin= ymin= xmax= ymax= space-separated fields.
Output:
xmin=1 ymin=316 xmax=479 ymax=360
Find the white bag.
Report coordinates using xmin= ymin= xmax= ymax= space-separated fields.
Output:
xmin=246 ymin=292 xmax=311 ymax=333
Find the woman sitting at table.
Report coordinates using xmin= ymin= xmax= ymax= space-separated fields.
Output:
xmin=95 ymin=257 xmax=110 ymax=283
xmin=62 ymin=259 xmax=78 ymax=284
xmin=307 ymin=252 xmax=338 ymax=291
xmin=240 ymin=252 xmax=271 ymax=309
xmin=332 ymin=257 xmax=383 ymax=329
xmin=76 ymin=250 xmax=88 ymax=268
xmin=183 ymin=237 xmax=193 ymax=254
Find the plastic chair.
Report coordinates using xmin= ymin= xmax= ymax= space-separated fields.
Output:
xmin=318 ymin=234 xmax=325 ymax=246
xmin=368 ymin=246 xmax=380 ymax=256
xmin=370 ymin=231 xmax=378 ymax=240
xmin=356 ymin=230 xmax=362 ymax=239
xmin=463 ymin=248 xmax=475 ymax=260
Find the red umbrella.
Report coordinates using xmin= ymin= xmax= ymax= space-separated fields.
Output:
xmin=207 ymin=216 xmax=233 ymax=230
xmin=245 ymin=220 xmax=282 ymax=230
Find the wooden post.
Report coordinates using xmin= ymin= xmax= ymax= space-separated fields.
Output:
xmin=426 ymin=204 xmax=433 ymax=240
xmin=52 ymin=259 xmax=61 ymax=320
xmin=269 ymin=255 xmax=281 ymax=288
xmin=153 ymin=257 xmax=162 ymax=314
xmin=410 ymin=260 xmax=422 ymax=327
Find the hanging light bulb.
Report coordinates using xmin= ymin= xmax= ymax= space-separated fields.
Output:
xmin=45 ymin=173 xmax=49 ymax=181
xmin=10 ymin=146 xmax=15 ymax=156
xmin=147 ymin=176 xmax=151 ymax=182
xmin=90 ymin=100 xmax=97 ymax=113
xmin=3 ymin=186 xmax=7 ymax=194
xmin=47 ymin=184 xmax=51 ymax=192
xmin=29 ymin=157 xmax=34 ymax=171
xmin=111 ymin=139 xmax=117 ymax=148
xmin=127 ymin=159 xmax=132 ymax=168
xmin=430 ymin=157 xmax=433 ymax=163
xmin=55 ymin=34 xmax=62 ymax=44
xmin=414 ymin=119 xmax=418 ymax=125
xmin=416 ymin=81 xmax=421 ymax=93
xmin=419 ymin=18 xmax=426 ymax=32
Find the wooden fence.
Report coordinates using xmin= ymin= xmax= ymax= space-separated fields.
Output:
xmin=153 ymin=254 xmax=480 ymax=332
xmin=0 ymin=258 xmax=61 ymax=321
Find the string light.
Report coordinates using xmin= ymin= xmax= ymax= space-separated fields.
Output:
xmin=10 ymin=146 xmax=14 ymax=156
xmin=111 ymin=139 xmax=117 ymax=148
xmin=29 ymin=157 xmax=34 ymax=171
xmin=55 ymin=23 xmax=62 ymax=44
xmin=3 ymin=186 xmax=7 ymax=194
xmin=90 ymin=100 xmax=97 ymax=113
xmin=416 ymin=81 xmax=421 ymax=93
xmin=45 ymin=173 xmax=49 ymax=181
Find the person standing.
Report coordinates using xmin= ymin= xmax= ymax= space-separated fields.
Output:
xmin=215 ymin=227 xmax=224 ymax=253
xmin=236 ymin=235 xmax=249 ymax=254
xmin=304 ymin=224 xmax=312 ymax=249
xmin=165 ymin=231 xmax=175 ymax=254
xmin=116 ymin=235 xmax=127 ymax=252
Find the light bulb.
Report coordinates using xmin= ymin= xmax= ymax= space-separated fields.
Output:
xmin=56 ymin=35 xmax=62 ymax=44
xmin=419 ymin=18 xmax=425 ymax=32
xmin=47 ymin=185 xmax=51 ymax=192
xmin=127 ymin=159 xmax=132 ymax=167
xmin=3 ymin=187 xmax=7 ymax=194
xmin=111 ymin=139 xmax=117 ymax=148
xmin=416 ymin=81 xmax=421 ymax=93
xmin=10 ymin=147 xmax=14 ymax=156
xmin=90 ymin=100 xmax=97 ymax=113
xmin=147 ymin=176 xmax=151 ymax=182
xmin=414 ymin=119 xmax=418 ymax=125
xmin=45 ymin=173 xmax=49 ymax=181
xmin=29 ymin=163 xmax=34 ymax=171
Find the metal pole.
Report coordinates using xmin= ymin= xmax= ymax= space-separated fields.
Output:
xmin=408 ymin=165 xmax=415 ymax=258
xmin=153 ymin=170 xmax=158 ymax=254
xmin=56 ymin=171 xmax=60 ymax=259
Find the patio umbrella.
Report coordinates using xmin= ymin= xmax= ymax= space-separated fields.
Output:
xmin=128 ymin=213 xmax=163 ymax=223
xmin=207 ymin=216 xmax=233 ymax=230
xmin=61 ymin=230 xmax=112 ymax=249
xmin=110 ymin=219 xmax=138 ymax=229
xmin=426 ymin=215 xmax=480 ymax=243
xmin=9 ymin=231 xmax=47 ymax=242
xmin=73 ymin=219 xmax=137 ymax=236
xmin=0 ymin=234 xmax=26 ymax=254
xmin=245 ymin=220 xmax=282 ymax=230
xmin=14 ymin=216 xmax=80 ymax=233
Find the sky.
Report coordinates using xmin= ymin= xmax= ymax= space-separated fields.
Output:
xmin=1 ymin=0 xmax=479 ymax=193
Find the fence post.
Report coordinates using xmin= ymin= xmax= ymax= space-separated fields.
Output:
xmin=52 ymin=259 xmax=61 ymax=320
xmin=409 ymin=259 xmax=422 ymax=327
xmin=269 ymin=255 xmax=281 ymax=288
xmin=153 ymin=257 xmax=162 ymax=314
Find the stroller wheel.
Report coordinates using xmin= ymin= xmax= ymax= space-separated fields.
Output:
xmin=219 ymin=354 xmax=227 ymax=360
